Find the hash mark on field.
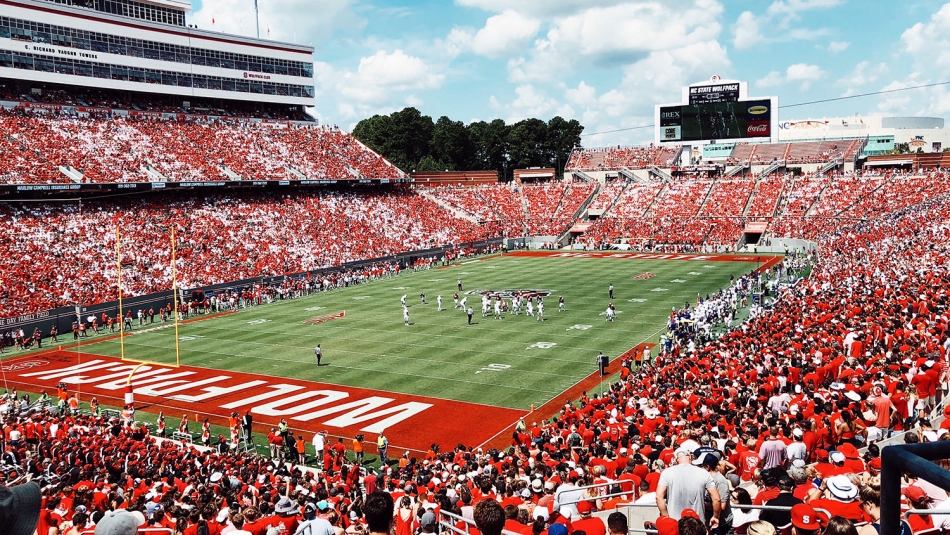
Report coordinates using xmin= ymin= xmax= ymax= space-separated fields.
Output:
xmin=304 ymin=306 xmax=325 ymax=312
xmin=392 ymin=287 xmax=408 ymax=290
xmin=428 ymin=279 xmax=444 ymax=282
xmin=687 ymin=272 xmax=702 ymax=276
xmin=651 ymin=288 xmax=669 ymax=292
xmin=352 ymin=296 xmax=371 ymax=300
xmin=628 ymin=298 xmax=648 ymax=303
xmin=703 ymin=265 xmax=716 ymax=268
xmin=670 ymin=279 xmax=686 ymax=283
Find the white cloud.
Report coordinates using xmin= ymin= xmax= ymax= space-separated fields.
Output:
xmin=507 ymin=0 xmax=724 ymax=85
xmin=566 ymin=82 xmax=597 ymax=106
xmin=753 ymin=63 xmax=824 ymax=91
xmin=471 ymin=10 xmax=542 ymax=58
xmin=455 ymin=0 xmax=627 ymax=18
xmin=732 ymin=0 xmax=843 ymax=49
xmin=756 ymin=71 xmax=784 ymax=88
xmin=437 ymin=28 xmax=475 ymax=59
xmin=827 ymin=40 xmax=849 ymax=53
xmin=733 ymin=11 xmax=763 ymax=50
xmin=835 ymin=61 xmax=887 ymax=95
xmin=508 ymin=85 xmax=560 ymax=120
xmin=786 ymin=63 xmax=824 ymax=88
xmin=766 ymin=0 xmax=845 ymax=21
xmin=190 ymin=0 xmax=362 ymax=44
xmin=901 ymin=4 xmax=950 ymax=72
xmin=313 ymin=50 xmax=445 ymax=120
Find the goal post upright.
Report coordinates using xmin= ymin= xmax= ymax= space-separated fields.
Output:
xmin=116 ymin=227 xmax=126 ymax=361
xmin=172 ymin=227 xmax=181 ymax=367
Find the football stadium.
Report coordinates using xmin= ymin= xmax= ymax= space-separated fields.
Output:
xmin=0 ymin=0 xmax=948 ymax=534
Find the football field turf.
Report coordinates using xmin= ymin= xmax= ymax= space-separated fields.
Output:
xmin=4 ymin=251 xmax=779 ymax=452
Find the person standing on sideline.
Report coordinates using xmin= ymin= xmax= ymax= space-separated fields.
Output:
xmin=458 ymin=278 xmax=463 ymax=291
xmin=312 ymin=431 xmax=326 ymax=467
xmin=467 ymin=306 xmax=474 ymax=325
xmin=315 ymin=344 xmax=322 ymax=366
xmin=609 ymin=283 xmax=615 ymax=299
xmin=437 ymin=295 xmax=443 ymax=311
xmin=377 ymin=431 xmax=389 ymax=466
xmin=242 ymin=410 xmax=253 ymax=442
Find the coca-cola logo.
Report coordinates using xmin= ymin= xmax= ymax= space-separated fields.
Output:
xmin=747 ymin=121 xmax=770 ymax=136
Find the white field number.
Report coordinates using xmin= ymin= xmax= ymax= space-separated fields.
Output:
xmin=527 ymin=342 xmax=557 ymax=350
xmin=475 ymin=363 xmax=511 ymax=374
xmin=566 ymin=324 xmax=592 ymax=331
xmin=246 ymin=319 xmax=270 ymax=325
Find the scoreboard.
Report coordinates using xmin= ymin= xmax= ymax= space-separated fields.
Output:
xmin=656 ymin=77 xmax=777 ymax=144
xmin=659 ymin=99 xmax=773 ymax=142
xmin=688 ymin=82 xmax=740 ymax=105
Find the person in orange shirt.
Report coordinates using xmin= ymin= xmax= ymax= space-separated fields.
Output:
xmin=353 ymin=434 xmax=365 ymax=465
xmin=296 ymin=434 xmax=306 ymax=464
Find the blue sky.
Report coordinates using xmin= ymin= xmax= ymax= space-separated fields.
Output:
xmin=187 ymin=0 xmax=950 ymax=146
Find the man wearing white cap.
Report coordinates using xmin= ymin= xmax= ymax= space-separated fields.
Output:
xmin=787 ymin=428 xmax=807 ymax=464
xmin=809 ymin=475 xmax=863 ymax=522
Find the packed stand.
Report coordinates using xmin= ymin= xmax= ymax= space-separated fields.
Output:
xmin=5 ymin=191 xmax=950 ymax=535
xmin=745 ymin=177 xmax=785 ymax=218
xmin=699 ymin=180 xmax=755 ymax=217
xmin=0 ymin=189 xmax=500 ymax=319
xmin=0 ymin=110 xmax=402 ymax=183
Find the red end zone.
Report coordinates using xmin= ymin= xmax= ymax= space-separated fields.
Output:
xmin=1 ymin=351 xmax=524 ymax=454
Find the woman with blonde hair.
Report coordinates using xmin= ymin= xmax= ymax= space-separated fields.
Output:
xmin=745 ymin=520 xmax=776 ymax=535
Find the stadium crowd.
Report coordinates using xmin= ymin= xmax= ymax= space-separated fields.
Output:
xmin=0 ymin=190 xmax=500 ymax=319
xmin=0 ymin=109 xmax=402 ymax=184
xmin=0 ymin=175 xmax=947 ymax=535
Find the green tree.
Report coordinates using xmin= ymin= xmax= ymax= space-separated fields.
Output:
xmin=352 ymin=107 xmax=434 ymax=171
xmin=431 ymin=116 xmax=473 ymax=171
xmin=507 ymin=118 xmax=549 ymax=172
xmin=467 ymin=119 xmax=509 ymax=178
xmin=391 ymin=107 xmax=434 ymax=171
xmin=413 ymin=155 xmax=451 ymax=172
xmin=546 ymin=116 xmax=584 ymax=177
xmin=352 ymin=114 xmax=399 ymax=165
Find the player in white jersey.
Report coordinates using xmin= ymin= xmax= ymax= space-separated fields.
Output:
xmin=400 ymin=294 xmax=407 ymax=307
xmin=537 ymin=302 xmax=544 ymax=321
xmin=482 ymin=295 xmax=490 ymax=317
xmin=437 ymin=295 xmax=443 ymax=311
xmin=459 ymin=297 xmax=468 ymax=311
xmin=526 ymin=299 xmax=534 ymax=317
xmin=494 ymin=298 xmax=502 ymax=319
xmin=512 ymin=295 xmax=521 ymax=315
xmin=605 ymin=303 xmax=615 ymax=322
xmin=403 ymin=307 xmax=410 ymax=326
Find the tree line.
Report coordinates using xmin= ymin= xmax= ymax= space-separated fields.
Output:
xmin=351 ymin=107 xmax=584 ymax=180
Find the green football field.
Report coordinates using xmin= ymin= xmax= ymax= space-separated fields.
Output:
xmin=78 ymin=252 xmax=765 ymax=412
